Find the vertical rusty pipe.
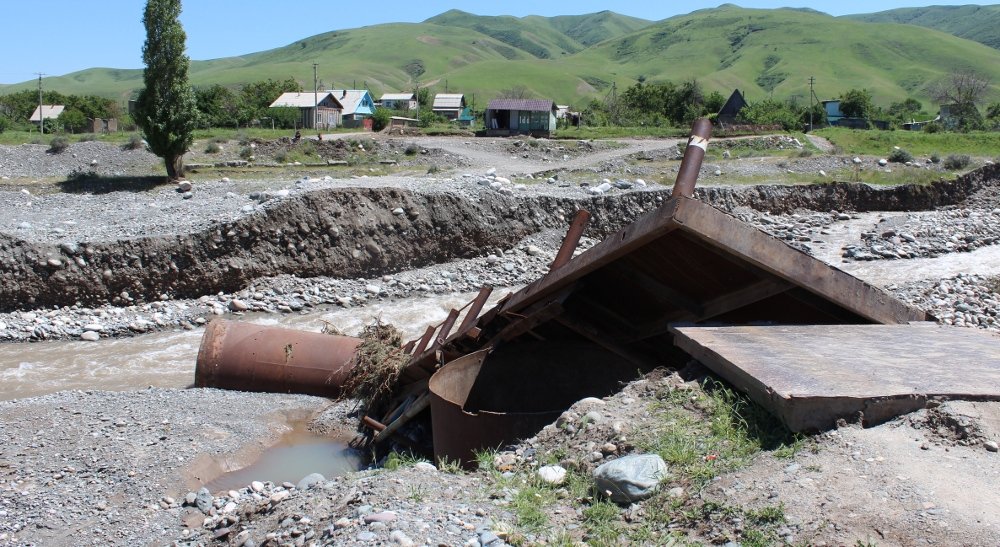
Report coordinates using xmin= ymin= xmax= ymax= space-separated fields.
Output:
xmin=195 ymin=319 xmax=361 ymax=397
xmin=672 ymin=118 xmax=713 ymax=198
xmin=549 ymin=209 xmax=592 ymax=272
xmin=412 ymin=325 xmax=437 ymax=356
xmin=435 ymin=309 xmax=461 ymax=347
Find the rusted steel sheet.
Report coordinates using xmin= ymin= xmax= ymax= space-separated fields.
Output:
xmin=195 ymin=319 xmax=360 ymax=397
xmin=550 ymin=209 xmax=592 ymax=272
xmin=671 ymin=323 xmax=1000 ymax=431
xmin=673 ymin=118 xmax=713 ymax=198
xmin=428 ymin=350 xmax=564 ymax=467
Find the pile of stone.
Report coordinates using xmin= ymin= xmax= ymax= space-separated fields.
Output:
xmin=843 ymin=208 xmax=1000 ymax=261
xmin=892 ymin=273 xmax=1000 ymax=332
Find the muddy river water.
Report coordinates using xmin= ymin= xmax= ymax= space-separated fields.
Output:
xmin=0 ymin=290 xmax=511 ymax=402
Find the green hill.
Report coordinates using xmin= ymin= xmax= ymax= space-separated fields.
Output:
xmin=566 ymin=5 xmax=1000 ymax=105
xmin=4 ymin=6 xmax=1000 ymax=110
xmin=844 ymin=5 xmax=1000 ymax=51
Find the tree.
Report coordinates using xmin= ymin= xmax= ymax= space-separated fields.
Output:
xmin=134 ymin=0 xmax=198 ymax=180
xmin=497 ymin=85 xmax=531 ymax=100
xmin=239 ymin=78 xmax=301 ymax=126
xmin=838 ymin=88 xmax=874 ymax=119
xmin=195 ymin=84 xmax=240 ymax=128
xmin=931 ymin=70 xmax=990 ymax=131
xmin=371 ymin=107 xmax=392 ymax=132
xmin=57 ymin=109 xmax=88 ymax=133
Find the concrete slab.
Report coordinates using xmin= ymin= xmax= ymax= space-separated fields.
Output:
xmin=671 ymin=323 xmax=1000 ymax=432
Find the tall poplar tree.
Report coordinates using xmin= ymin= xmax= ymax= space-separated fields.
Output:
xmin=135 ymin=0 xmax=198 ymax=180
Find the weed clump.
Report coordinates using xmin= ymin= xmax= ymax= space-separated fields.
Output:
xmin=124 ymin=134 xmax=145 ymax=150
xmin=943 ymin=154 xmax=971 ymax=170
xmin=48 ymin=136 xmax=69 ymax=153
xmin=337 ymin=319 xmax=407 ymax=412
xmin=887 ymin=148 xmax=913 ymax=163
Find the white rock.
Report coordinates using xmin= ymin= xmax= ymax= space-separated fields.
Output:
xmin=365 ymin=285 xmax=382 ymax=295
xmin=220 ymin=177 xmax=230 ymax=183
xmin=413 ymin=462 xmax=438 ymax=473
xmin=986 ymin=441 xmax=999 ymax=452
xmin=526 ymin=245 xmax=541 ymax=256
xmin=495 ymin=177 xmax=511 ymax=185
xmin=250 ymin=481 xmax=265 ymax=493
xmin=853 ymin=157 xmax=862 ymax=164
xmin=80 ymin=331 xmax=100 ymax=342
xmin=819 ymin=170 xmax=827 ymax=177
xmin=878 ymin=159 xmax=888 ymax=166
xmin=392 ymin=207 xmax=405 ymax=216
xmin=269 ymin=490 xmax=290 ymax=504
xmin=177 ymin=180 xmax=193 ymax=192
xmin=714 ymin=169 xmax=722 ymax=176
xmin=274 ymin=189 xmax=290 ymax=198
xmin=486 ymin=167 xmax=497 ymax=176
xmin=538 ymin=465 xmax=567 ymax=485
xmin=634 ymin=178 xmax=646 ymax=187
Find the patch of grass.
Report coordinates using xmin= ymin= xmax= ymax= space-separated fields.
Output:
xmin=512 ymin=484 xmax=556 ymax=532
xmin=436 ymin=456 xmax=465 ymax=475
xmin=821 ymin=166 xmax=955 ymax=186
xmin=382 ymin=450 xmax=427 ymax=471
xmin=407 ymin=483 xmax=427 ymax=502
xmin=124 ymin=134 xmax=145 ymax=150
xmin=815 ymin=127 xmax=1000 ymax=157
xmin=554 ymin=126 xmax=688 ymax=139
xmin=582 ymin=500 xmax=624 ymax=544
xmin=204 ymin=141 xmax=222 ymax=154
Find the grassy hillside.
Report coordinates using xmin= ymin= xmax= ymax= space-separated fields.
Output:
xmin=570 ymin=5 xmax=1000 ymax=105
xmin=4 ymin=6 xmax=1000 ymax=110
xmin=845 ymin=5 xmax=1000 ymax=50
xmin=546 ymin=11 xmax=652 ymax=46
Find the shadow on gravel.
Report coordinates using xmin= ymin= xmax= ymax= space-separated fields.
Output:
xmin=57 ymin=175 xmax=171 ymax=194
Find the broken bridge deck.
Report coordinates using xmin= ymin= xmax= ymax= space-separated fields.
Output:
xmin=671 ymin=323 xmax=1000 ymax=432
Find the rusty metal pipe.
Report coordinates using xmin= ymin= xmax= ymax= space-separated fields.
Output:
xmin=195 ymin=319 xmax=361 ymax=397
xmin=550 ymin=209 xmax=591 ymax=272
xmin=672 ymin=118 xmax=713 ymax=198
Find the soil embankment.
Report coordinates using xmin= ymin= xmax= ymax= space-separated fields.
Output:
xmin=3 ymin=165 xmax=998 ymax=313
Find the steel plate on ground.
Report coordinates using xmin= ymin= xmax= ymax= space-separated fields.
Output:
xmin=671 ymin=323 xmax=1000 ymax=432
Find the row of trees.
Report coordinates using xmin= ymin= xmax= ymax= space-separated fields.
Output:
xmin=573 ymin=73 xmax=1000 ymax=132
xmin=0 ymin=90 xmax=122 ymax=133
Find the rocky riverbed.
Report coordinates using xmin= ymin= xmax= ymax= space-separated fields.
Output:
xmin=1 ymin=135 xmax=1000 ymax=546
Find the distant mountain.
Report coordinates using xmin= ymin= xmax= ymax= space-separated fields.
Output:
xmin=845 ymin=5 xmax=1000 ymax=51
xmin=3 ymin=6 xmax=1000 ymax=108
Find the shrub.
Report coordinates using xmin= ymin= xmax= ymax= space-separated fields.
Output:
xmin=372 ymin=107 xmax=392 ymax=132
xmin=887 ymin=148 xmax=913 ymax=163
xmin=78 ymin=134 xmax=97 ymax=142
xmin=427 ymin=164 xmax=440 ymax=174
xmin=48 ymin=136 xmax=70 ymax=153
xmin=204 ymin=141 xmax=222 ymax=154
xmin=404 ymin=143 xmax=419 ymax=156
xmin=0 ymin=116 xmax=10 ymax=133
xmin=239 ymin=146 xmax=254 ymax=160
xmin=930 ymin=154 xmax=941 ymax=164
xmin=922 ymin=122 xmax=941 ymax=133
xmin=274 ymin=150 xmax=289 ymax=163
xmin=796 ymin=149 xmax=813 ymax=158
xmin=124 ymin=134 xmax=145 ymax=150
xmin=943 ymin=154 xmax=971 ymax=170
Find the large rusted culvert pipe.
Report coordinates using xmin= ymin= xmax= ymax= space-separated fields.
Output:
xmin=672 ymin=118 xmax=713 ymax=198
xmin=195 ymin=319 xmax=361 ymax=397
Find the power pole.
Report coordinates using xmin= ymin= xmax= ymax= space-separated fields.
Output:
xmin=35 ymin=73 xmax=46 ymax=135
xmin=313 ymin=63 xmax=319 ymax=130
xmin=808 ymin=76 xmax=816 ymax=131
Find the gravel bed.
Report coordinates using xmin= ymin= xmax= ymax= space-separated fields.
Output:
xmin=844 ymin=208 xmax=1000 ymax=260
xmin=0 ymin=142 xmax=160 ymax=179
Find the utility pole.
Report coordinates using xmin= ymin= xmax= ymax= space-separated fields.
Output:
xmin=808 ymin=76 xmax=816 ymax=131
xmin=35 ymin=73 xmax=45 ymax=135
xmin=313 ymin=63 xmax=319 ymax=130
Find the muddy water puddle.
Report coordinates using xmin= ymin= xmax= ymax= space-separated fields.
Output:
xmin=0 ymin=290 xmax=512 ymax=401
xmin=202 ymin=427 xmax=364 ymax=493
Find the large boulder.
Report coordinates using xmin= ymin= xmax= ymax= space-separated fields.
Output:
xmin=593 ymin=453 xmax=668 ymax=503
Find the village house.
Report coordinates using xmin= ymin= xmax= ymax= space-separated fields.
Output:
xmin=380 ymin=92 xmax=418 ymax=111
xmin=327 ymin=89 xmax=376 ymax=129
xmin=268 ymin=92 xmax=343 ymax=129
xmin=483 ymin=98 xmax=557 ymax=137
xmin=29 ymin=105 xmax=65 ymax=128
xmin=432 ymin=93 xmax=473 ymax=124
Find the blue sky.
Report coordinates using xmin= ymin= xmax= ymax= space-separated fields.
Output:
xmin=0 ymin=1 xmax=986 ymax=84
